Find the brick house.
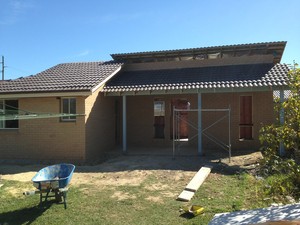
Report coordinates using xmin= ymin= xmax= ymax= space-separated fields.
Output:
xmin=0 ymin=42 xmax=290 ymax=162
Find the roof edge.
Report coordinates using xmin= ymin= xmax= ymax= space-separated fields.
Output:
xmin=111 ymin=41 xmax=286 ymax=57
xmin=111 ymin=41 xmax=287 ymax=64
xmin=91 ymin=65 xmax=123 ymax=93
xmin=0 ymin=91 xmax=92 ymax=99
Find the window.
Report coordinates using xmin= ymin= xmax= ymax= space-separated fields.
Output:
xmin=61 ymin=98 xmax=76 ymax=121
xmin=154 ymin=101 xmax=165 ymax=116
xmin=154 ymin=100 xmax=165 ymax=138
xmin=0 ymin=100 xmax=19 ymax=129
xmin=239 ymin=96 xmax=253 ymax=140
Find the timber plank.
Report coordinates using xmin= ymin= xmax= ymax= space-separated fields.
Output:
xmin=177 ymin=165 xmax=212 ymax=202
xmin=177 ymin=190 xmax=194 ymax=202
xmin=185 ymin=166 xmax=212 ymax=192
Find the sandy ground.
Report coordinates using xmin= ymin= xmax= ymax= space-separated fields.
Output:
xmin=0 ymin=152 xmax=262 ymax=189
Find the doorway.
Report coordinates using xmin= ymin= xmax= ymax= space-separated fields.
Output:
xmin=170 ymin=99 xmax=190 ymax=139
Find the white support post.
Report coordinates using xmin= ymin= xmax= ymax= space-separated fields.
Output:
xmin=122 ymin=95 xmax=127 ymax=153
xmin=198 ymin=93 xmax=202 ymax=155
xmin=279 ymin=89 xmax=285 ymax=156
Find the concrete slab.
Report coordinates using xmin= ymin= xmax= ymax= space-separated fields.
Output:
xmin=177 ymin=190 xmax=194 ymax=202
xmin=209 ymin=203 xmax=300 ymax=225
xmin=185 ymin=166 xmax=212 ymax=192
xmin=177 ymin=166 xmax=212 ymax=201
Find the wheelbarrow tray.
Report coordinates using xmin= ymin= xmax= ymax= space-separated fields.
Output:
xmin=32 ymin=163 xmax=75 ymax=190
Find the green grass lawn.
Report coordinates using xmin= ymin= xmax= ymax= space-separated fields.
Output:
xmin=0 ymin=171 xmax=270 ymax=225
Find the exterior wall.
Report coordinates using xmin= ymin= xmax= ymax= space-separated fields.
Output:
xmin=125 ymin=91 xmax=274 ymax=153
xmin=126 ymin=94 xmax=196 ymax=147
xmin=0 ymin=97 xmax=86 ymax=162
xmin=85 ymin=90 xmax=117 ymax=161
xmin=200 ymin=91 xmax=275 ymax=153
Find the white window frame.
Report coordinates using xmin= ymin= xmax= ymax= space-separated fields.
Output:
xmin=0 ymin=99 xmax=19 ymax=129
xmin=61 ymin=98 xmax=76 ymax=122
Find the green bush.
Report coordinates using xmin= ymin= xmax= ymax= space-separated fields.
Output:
xmin=258 ymin=148 xmax=300 ymax=199
xmin=258 ymin=67 xmax=300 ymax=200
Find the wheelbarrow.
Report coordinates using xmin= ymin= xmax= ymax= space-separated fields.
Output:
xmin=23 ymin=163 xmax=75 ymax=209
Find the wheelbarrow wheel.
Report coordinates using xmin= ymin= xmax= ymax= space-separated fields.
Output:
xmin=54 ymin=190 xmax=62 ymax=202
xmin=55 ymin=188 xmax=68 ymax=209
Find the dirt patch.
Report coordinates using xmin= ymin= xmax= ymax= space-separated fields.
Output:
xmin=71 ymin=170 xmax=148 ymax=188
xmin=146 ymin=196 xmax=164 ymax=203
xmin=228 ymin=151 xmax=263 ymax=166
xmin=1 ymin=172 xmax=36 ymax=182
xmin=111 ymin=191 xmax=137 ymax=201
xmin=0 ymin=153 xmax=262 ymax=190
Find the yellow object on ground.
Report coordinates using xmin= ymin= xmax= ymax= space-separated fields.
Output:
xmin=183 ymin=205 xmax=204 ymax=216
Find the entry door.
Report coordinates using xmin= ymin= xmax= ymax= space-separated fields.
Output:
xmin=171 ymin=99 xmax=190 ymax=139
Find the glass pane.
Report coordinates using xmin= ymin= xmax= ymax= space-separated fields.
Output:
xmin=0 ymin=100 xmax=4 ymax=114
xmin=70 ymin=98 xmax=76 ymax=114
xmin=3 ymin=100 xmax=19 ymax=128
xmin=0 ymin=101 xmax=4 ymax=127
xmin=62 ymin=99 xmax=69 ymax=114
xmin=154 ymin=101 xmax=165 ymax=116
xmin=6 ymin=120 xmax=19 ymax=128
xmin=5 ymin=100 xmax=18 ymax=115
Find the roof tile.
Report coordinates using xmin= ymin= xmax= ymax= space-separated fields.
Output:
xmin=103 ymin=63 xmax=290 ymax=92
xmin=0 ymin=61 xmax=123 ymax=94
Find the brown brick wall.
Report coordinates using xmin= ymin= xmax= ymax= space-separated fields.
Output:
xmin=85 ymin=90 xmax=117 ymax=160
xmin=0 ymin=90 xmax=274 ymax=162
xmin=125 ymin=91 xmax=274 ymax=153
xmin=0 ymin=97 xmax=86 ymax=162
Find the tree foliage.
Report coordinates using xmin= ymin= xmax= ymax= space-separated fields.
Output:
xmin=259 ymin=68 xmax=300 ymax=155
xmin=258 ymin=68 xmax=300 ymax=200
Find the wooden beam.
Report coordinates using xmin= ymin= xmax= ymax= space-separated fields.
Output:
xmin=177 ymin=166 xmax=212 ymax=201
xmin=185 ymin=166 xmax=211 ymax=192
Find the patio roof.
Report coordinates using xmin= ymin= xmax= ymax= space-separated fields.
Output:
xmin=102 ymin=63 xmax=290 ymax=96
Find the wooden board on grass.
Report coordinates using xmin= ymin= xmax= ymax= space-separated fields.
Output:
xmin=185 ymin=166 xmax=212 ymax=192
xmin=177 ymin=165 xmax=212 ymax=201
xmin=177 ymin=190 xmax=194 ymax=202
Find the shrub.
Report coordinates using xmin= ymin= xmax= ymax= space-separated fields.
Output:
xmin=258 ymin=67 xmax=300 ymax=200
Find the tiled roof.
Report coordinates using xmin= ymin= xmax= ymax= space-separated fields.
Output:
xmin=102 ymin=63 xmax=290 ymax=92
xmin=0 ymin=61 xmax=123 ymax=94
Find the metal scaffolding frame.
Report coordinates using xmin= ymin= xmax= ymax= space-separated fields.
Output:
xmin=172 ymin=107 xmax=231 ymax=161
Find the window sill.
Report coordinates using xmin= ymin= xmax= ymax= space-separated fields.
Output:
xmin=0 ymin=128 xmax=19 ymax=133
xmin=60 ymin=120 xmax=76 ymax=123
xmin=239 ymin=138 xmax=254 ymax=142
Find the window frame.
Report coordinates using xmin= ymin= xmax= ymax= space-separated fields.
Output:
xmin=0 ymin=99 xmax=19 ymax=129
xmin=153 ymin=99 xmax=165 ymax=139
xmin=61 ymin=98 xmax=77 ymax=122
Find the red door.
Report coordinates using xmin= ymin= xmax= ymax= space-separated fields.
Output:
xmin=240 ymin=96 xmax=253 ymax=139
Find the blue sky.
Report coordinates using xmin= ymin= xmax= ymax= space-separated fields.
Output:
xmin=0 ymin=0 xmax=299 ymax=79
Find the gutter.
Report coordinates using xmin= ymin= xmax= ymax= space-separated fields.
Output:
xmin=0 ymin=91 xmax=92 ymax=99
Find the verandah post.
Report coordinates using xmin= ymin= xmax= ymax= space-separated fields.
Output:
xmin=198 ymin=93 xmax=202 ymax=155
xmin=122 ymin=95 xmax=127 ymax=153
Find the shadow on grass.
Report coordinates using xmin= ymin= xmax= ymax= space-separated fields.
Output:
xmin=179 ymin=212 xmax=196 ymax=219
xmin=0 ymin=201 xmax=53 ymax=225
